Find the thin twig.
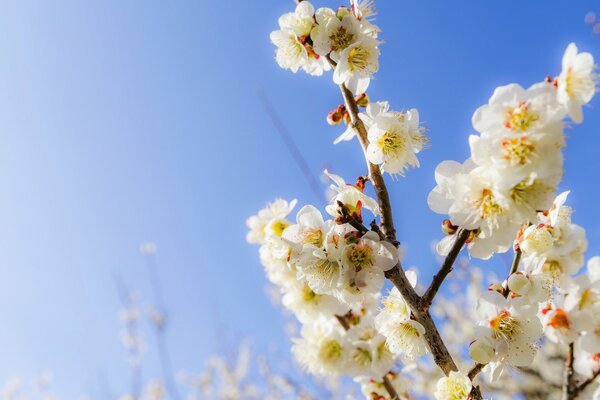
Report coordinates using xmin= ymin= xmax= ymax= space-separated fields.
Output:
xmin=562 ymin=342 xmax=576 ymax=399
xmin=382 ymin=374 xmax=400 ymax=400
xmin=420 ymin=229 xmax=471 ymax=311
xmin=573 ymin=368 xmax=600 ymax=397
xmin=502 ymin=248 xmax=522 ymax=297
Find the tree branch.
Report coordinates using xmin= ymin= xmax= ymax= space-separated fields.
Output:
xmin=562 ymin=342 xmax=576 ymax=400
xmin=382 ymin=374 xmax=400 ymax=400
xmin=420 ymin=229 xmax=471 ymax=312
xmin=573 ymin=368 xmax=600 ymax=397
xmin=502 ymin=247 xmax=522 ymax=297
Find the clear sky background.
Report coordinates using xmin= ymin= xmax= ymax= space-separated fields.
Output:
xmin=0 ymin=1 xmax=599 ymax=398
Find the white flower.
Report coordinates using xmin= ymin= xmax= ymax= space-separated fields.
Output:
xmin=278 ymin=1 xmax=315 ymax=38
xmin=472 ymin=82 xmax=565 ymax=135
xmin=292 ymin=321 xmax=350 ymax=376
xmin=375 ymin=273 xmax=428 ymax=360
xmin=311 ymin=12 xmax=362 ymax=60
xmin=246 ymin=198 xmax=297 ymax=244
xmin=333 ymin=37 xmax=380 ymax=94
xmin=557 ymin=42 xmax=597 ymax=123
xmin=281 ymin=279 xmax=348 ymax=324
xmin=476 ymin=291 xmax=543 ymax=367
xmin=270 ymin=2 xmax=330 ymax=76
xmin=434 ymin=371 xmax=472 ymax=400
xmin=324 ymin=169 xmax=380 ymax=217
xmin=341 ymin=231 xmax=400 ymax=293
xmin=366 ymin=108 xmax=427 ymax=176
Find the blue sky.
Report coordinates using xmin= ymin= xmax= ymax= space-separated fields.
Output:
xmin=0 ymin=0 xmax=599 ymax=397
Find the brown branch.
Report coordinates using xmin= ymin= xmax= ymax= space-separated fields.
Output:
xmin=329 ymin=63 xmax=484 ymax=400
xmin=573 ymin=368 xmax=600 ymax=397
xmin=420 ymin=229 xmax=471 ymax=312
xmin=502 ymin=248 xmax=522 ymax=297
xmin=562 ymin=342 xmax=576 ymax=399
xmin=382 ymin=373 xmax=400 ymax=400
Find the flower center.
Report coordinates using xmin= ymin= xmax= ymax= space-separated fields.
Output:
xmin=579 ymin=288 xmax=598 ymax=311
xmin=490 ymin=310 xmax=521 ymax=342
xmin=501 ymin=136 xmax=536 ymax=166
xmin=319 ymin=339 xmax=343 ymax=363
xmin=302 ymin=284 xmax=320 ymax=303
xmin=504 ymin=101 xmax=539 ymax=132
xmin=352 ymin=347 xmax=372 ymax=366
xmin=304 ymin=228 xmax=323 ymax=247
xmin=547 ymin=309 xmax=570 ymax=330
xmin=377 ymin=129 xmax=407 ymax=158
xmin=348 ymin=46 xmax=372 ymax=72
xmin=271 ymin=220 xmax=290 ymax=237
xmin=475 ymin=188 xmax=505 ymax=220
xmin=347 ymin=244 xmax=374 ymax=271
xmin=329 ymin=27 xmax=355 ymax=52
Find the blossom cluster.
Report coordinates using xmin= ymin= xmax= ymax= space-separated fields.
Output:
xmin=430 ymin=43 xmax=596 ymax=260
xmin=257 ymin=0 xmax=600 ymax=398
xmin=246 ymin=173 xmax=414 ymax=398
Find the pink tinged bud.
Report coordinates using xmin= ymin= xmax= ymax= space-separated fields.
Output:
xmin=336 ymin=6 xmax=350 ymax=19
xmin=327 ymin=110 xmax=343 ymax=126
xmin=469 ymin=340 xmax=495 ymax=364
xmin=355 ymin=93 xmax=370 ymax=107
xmin=343 ymin=111 xmax=351 ymax=125
xmin=507 ymin=272 xmax=531 ymax=296
xmin=441 ymin=219 xmax=458 ymax=236
xmin=488 ymin=282 xmax=504 ymax=294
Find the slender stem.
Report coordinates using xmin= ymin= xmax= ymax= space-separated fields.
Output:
xmin=468 ymin=363 xmax=485 ymax=380
xmin=573 ymin=368 xmax=600 ymax=397
xmin=328 ymin=57 xmax=484 ymax=400
xmin=420 ymin=229 xmax=471 ymax=311
xmin=562 ymin=342 xmax=575 ymax=400
xmin=382 ymin=374 xmax=400 ymax=400
xmin=502 ymin=248 xmax=522 ymax=297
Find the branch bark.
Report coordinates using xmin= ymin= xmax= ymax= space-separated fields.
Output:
xmin=562 ymin=342 xmax=576 ymax=400
xmin=332 ymin=69 xmax=482 ymax=399
xmin=420 ymin=229 xmax=471 ymax=312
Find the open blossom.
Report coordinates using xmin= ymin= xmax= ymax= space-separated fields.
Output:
xmin=557 ymin=43 xmax=597 ymax=123
xmin=375 ymin=272 xmax=428 ymax=360
xmin=341 ymin=231 xmax=400 ymax=293
xmin=475 ymin=291 xmax=543 ymax=369
xmin=471 ymin=82 xmax=565 ymax=136
xmin=246 ymin=198 xmax=297 ymax=244
xmin=366 ymin=107 xmax=427 ymax=176
xmin=270 ymin=1 xmax=329 ymax=76
xmin=281 ymin=278 xmax=348 ymax=324
xmin=434 ymin=371 xmax=472 ymax=400
xmin=333 ymin=37 xmax=380 ymax=94
xmin=292 ymin=321 xmax=351 ymax=377
xmin=324 ymin=169 xmax=380 ymax=218
xmin=520 ymin=192 xmax=588 ymax=280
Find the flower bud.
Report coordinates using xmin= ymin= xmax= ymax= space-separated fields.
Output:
xmin=507 ymin=272 xmax=531 ymax=296
xmin=327 ymin=109 xmax=344 ymax=126
xmin=469 ymin=340 xmax=495 ymax=364
xmin=441 ymin=219 xmax=458 ymax=236
xmin=355 ymin=93 xmax=369 ymax=107
xmin=488 ymin=282 xmax=504 ymax=294
xmin=343 ymin=110 xmax=351 ymax=125
xmin=336 ymin=6 xmax=350 ymax=19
